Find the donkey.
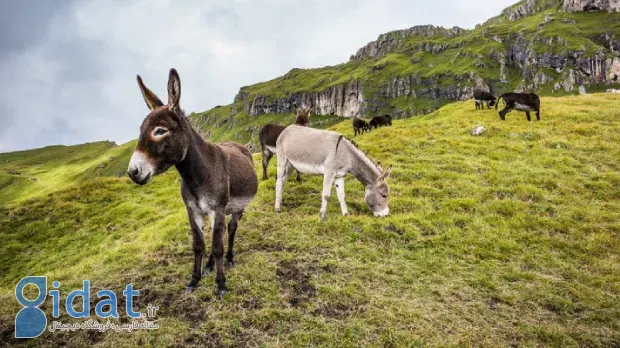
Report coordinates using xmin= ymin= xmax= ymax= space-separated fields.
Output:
xmin=258 ymin=105 xmax=311 ymax=181
xmin=274 ymin=125 xmax=392 ymax=220
xmin=127 ymin=68 xmax=258 ymax=298
xmin=369 ymin=114 xmax=392 ymax=129
xmin=352 ymin=116 xmax=371 ymax=136
xmin=495 ymin=92 xmax=541 ymax=121
xmin=473 ymin=89 xmax=497 ymax=110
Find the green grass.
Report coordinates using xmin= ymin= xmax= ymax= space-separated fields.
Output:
xmin=0 ymin=141 xmax=136 ymax=207
xmin=1 ymin=94 xmax=619 ymax=347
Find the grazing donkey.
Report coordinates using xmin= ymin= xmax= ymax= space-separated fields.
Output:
xmin=369 ymin=114 xmax=392 ymax=129
xmin=473 ymin=89 xmax=497 ymax=110
xmin=127 ymin=68 xmax=258 ymax=298
xmin=258 ymin=105 xmax=311 ymax=180
xmin=274 ymin=125 xmax=393 ymax=220
xmin=495 ymin=92 xmax=541 ymax=121
xmin=352 ymin=116 xmax=370 ymax=136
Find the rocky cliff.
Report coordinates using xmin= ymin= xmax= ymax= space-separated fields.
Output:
xmin=563 ymin=0 xmax=620 ymax=12
xmin=196 ymin=0 xmax=620 ymax=126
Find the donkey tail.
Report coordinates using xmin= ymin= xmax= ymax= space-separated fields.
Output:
xmin=495 ymin=95 xmax=504 ymax=110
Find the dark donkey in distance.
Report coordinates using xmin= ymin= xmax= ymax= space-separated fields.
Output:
xmin=473 ymin=89 xmax=497 ymax=110
xmin=127 ymin=68 xmax=258 ymax=298
xmin=258 ymin=105 xmax=311 ymax=180
xmin=496 ymin=92 xmax=541 ymax=121
xmin=369 ymin=114 xmax=392 ymax=129
xmin=352 ymin=115 xmax=371 ymax=136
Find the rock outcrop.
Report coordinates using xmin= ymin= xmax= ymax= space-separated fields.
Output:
xmin=239 ymin=80 xmax=364 ymax=117
xmin=563 ymin=0 xmax=620 ymax=12
xmin=350 ymin=25 xmax=466 ymax=61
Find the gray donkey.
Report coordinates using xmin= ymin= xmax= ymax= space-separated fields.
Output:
xmin=274 ymin=125 xmax=392 ymax=220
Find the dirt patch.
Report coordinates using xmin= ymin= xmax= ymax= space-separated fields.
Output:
xmin=312 ymin=300 xmax=367 ymax=319
xmin=239 ymin=296 xmax=262 ymax=310
xmin=384 ymin=224 xmax=404 ymax=235
xmin=183 ymin=331 xmax=225 ymax=348
xmin=276 ymin=260 xmax=317 ymax=307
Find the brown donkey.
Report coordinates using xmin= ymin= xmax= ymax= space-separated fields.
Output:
xmin=127 ymin=68 xmax=258 ymax=298
xmin=258 ymin=105 xmax=311 ymax=180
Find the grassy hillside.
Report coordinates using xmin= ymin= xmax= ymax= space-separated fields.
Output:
xmin=1 ymin=94 xmax=619 ymax=347
xmin=0 ymin=141 xmax=136 ymax=207
xmin=189 ymin=106 xmax=347 ymax=150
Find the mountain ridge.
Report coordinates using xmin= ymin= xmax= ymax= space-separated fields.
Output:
xmin=189 ymin=0 xmax=620 ymax=145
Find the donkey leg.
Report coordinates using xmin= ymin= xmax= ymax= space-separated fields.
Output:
xmin=262 ymin=150 xmax=273 ymax=180
xmin=499 ymin=107 xmax=510 ymax=120
xmin=320 ymin=173 xmax=336 ymax=221
xmin=212 ymin=211 xmax=227 ymax=298
xmin=186 ymin=209 xmax=205 ymax=292
xmin=334 ymin=177 xmax=348 ymax=216
xmin=526 ymin=111 xmax=531 ymax=122
xmin=275 ymin=159 xmax=293 ymax=212
xmin=536 ymin=110 xmax=540 ymax=121
xmin=203 ymin=212 xmax=216 ymax=274
xmin=296 ymin=169 xmax=302 ymax=182
xmin=226 ymin=210 xmax=243 ymax=267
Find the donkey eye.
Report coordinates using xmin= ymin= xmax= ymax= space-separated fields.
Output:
xmin=153 ymin=128 xmax=168 ymax=136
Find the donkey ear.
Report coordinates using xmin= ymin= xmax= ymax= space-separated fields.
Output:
xmin=292 ymin=103 xmax=298 ymax=114
xmin=167 ymin=68 xmax=181 ymax=112
xmin=377 ymin=164 xmax=392 ymax=182
xmin=376 ymin=160 xmax=383 ymax=173
xmin=137 ymin=75 xmax=164 ymax=111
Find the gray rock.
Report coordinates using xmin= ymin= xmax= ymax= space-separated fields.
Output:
xmin=471 ymin=126 xmax=487 ymax=136
xmin=563 ymin=0 xmax=620 ymax=13
xmin=579 ymin=84 xmax=587 ymax=95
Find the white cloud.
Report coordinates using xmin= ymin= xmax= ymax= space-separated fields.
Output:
xmin=0 ymin=0 xmax=516 ymax=152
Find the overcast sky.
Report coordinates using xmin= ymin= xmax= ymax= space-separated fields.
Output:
xmin=0 ymin=0 xmax=516 ymax=153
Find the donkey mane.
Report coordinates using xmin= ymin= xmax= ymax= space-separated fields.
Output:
xmin=340 ymin=136 xmax=382 ymax=172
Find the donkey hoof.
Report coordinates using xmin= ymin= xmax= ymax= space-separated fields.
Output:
xmin=185 ymin=286 xmax=197 ymax=293
xmin=216 ymin=288 xmax=227 ymax=300
xmin=320 ymin=213 xmax=327 ymax=221
xmin=225 ymin=260 xmax=235 ymax=268
xmin=203 ymin=266 xmax=214 ymax=275
xmin=275 ymin=207 xmax=281 ymax=213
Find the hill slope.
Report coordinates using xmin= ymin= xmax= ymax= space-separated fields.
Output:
xmin=0 ymin=140 xmax=135 ymax=207
xmin=190 ymin=0 xmax=620 ymax=147
xmin=1 ymin=94 xmax=619 ymax=347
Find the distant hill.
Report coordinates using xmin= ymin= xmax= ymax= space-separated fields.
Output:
xmin=0 ymin=140 xmax=135 ymax=206
xmin=189 ymin=0 xmax=620 ymax=147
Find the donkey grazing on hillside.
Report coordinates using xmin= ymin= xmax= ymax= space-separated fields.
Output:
xmin=127 ymin=68 xmax=258 ymax=298
xmin=274 ymin=125 xmax=392 ymax=220
xmin=259 ymin=105 xmax=311 ymax=180
xmin=352 ymin=116 xmax=371 ymax=136
xmin=473 ymin=89 xmax=497 ymax=110
xmin=369 ymin=114 xmax=392 ymax=129
xmin=495 ymin=92 xmax=541 ymax=121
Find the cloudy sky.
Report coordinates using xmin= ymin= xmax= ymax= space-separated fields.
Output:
xmin=0 ymin=0 xmax=516 ymax=152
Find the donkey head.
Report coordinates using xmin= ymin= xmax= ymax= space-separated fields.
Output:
xmin=293 ymin=105 xmax=311 ymax=126
xmin=127 ymin=68 xmax=190 ymax=185
xmin=365 ymin=163 xmax=392 ymax=217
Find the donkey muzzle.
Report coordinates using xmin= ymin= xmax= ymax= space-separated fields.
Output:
xmin=127 ymin=151 xmax=154 ymax=185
